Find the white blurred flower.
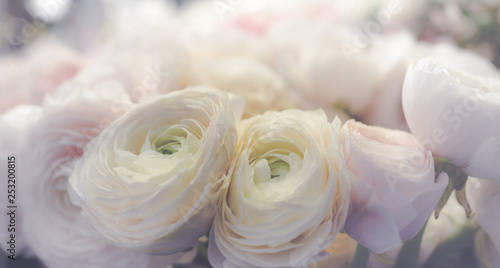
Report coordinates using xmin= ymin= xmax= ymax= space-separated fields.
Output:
xmin=186 ymin=28 xmax=271 ymax=66
xmin=341 ymin=120 xmax=448 ymax=254
xmin=16 ymin=80 xmax=195 ymax=268
xmin=265 ymin=20 xmax=377 ymax=115
xmin=363 ymin=31 xmax=416 ymax=131
xmin=92 ymin=1 xmax=188 ymax=103
xmin=364 ymin=34 xmax=498 ymax=131
xmin=402 ymin=58 xmax=500 ymax=180
xmin=69 ymin=87 xmax=243 ymax=255
xmin=467 ymin=178 xmax=500 ymax=268
xmin=208 ymin=109 xmax=350 ymax=268
xmin=188 ymin=57 xmax=292 ymax=118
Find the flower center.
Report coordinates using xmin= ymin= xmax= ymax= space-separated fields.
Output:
xmin=252 ymin=155 xmax=291 ymax=184
xmin=268 ymin=157 xmax=290 ymax=179
xmin=155 ymin=138 xmax=182 ymax=155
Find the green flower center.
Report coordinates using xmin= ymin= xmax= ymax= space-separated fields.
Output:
xmin=268 ymin=157 xmax=290 ymax=179
xmin=156 ymin=138 xmax=182 ymax=155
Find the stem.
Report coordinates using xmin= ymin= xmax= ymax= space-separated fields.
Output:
xmin=350 ymin=243 xmax=370 ymax=268
xmin=422 ymin=227 xmax=479 ymax=268
xmin=395 ymin=221 xmax=428 ymax=268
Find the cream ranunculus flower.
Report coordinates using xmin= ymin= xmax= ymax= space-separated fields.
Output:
xmin=341 ymin=120 xmax=448 ymax=254
xmin=69 ymin=86 xmax=243 ymax=255
xmin=402 ymin=58 xmax=500 ymax=181
xmin=18 ymin=82 xmax=195 ymax=268
xmin=208 ymin=109 xmax=351 ymax=268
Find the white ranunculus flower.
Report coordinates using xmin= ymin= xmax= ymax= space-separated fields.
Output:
xmin=188 ymin=57 xmax=292 ymax=118
xmin=341 ymin=120 xmax=448 ymax=254
xmin=208 ymin=109 xmax=350 ymax=268
xmin=402 ymin=58 xmax=500 ymax=181
xmin=69 ymin=86 xmax=243 ymax=255
xmin=18 ymin=83 xmax=194 ymax=268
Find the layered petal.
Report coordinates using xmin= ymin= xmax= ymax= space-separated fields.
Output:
xmin=16 ymin=83 xmax=194 ymax=268
xmin=341 ymin=120 xmax=448 ymax=253
xmin=208 ymin=109 xmax=350 ymax=268
xmin=467 ymin=178 xmax=500 ymax=256
xmin=69 ymin=86 xmax=242 ymax=255
xmin=402 ymin=58 xmax=500 ymax=180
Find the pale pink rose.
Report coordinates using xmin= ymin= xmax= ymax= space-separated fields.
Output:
xmin=26 ymin=36 xmax=85 ymax=95
xmin=0 ymin=105 xmax=41 ymax=256
xmin=0 ymin=36 xmax=84 ymax=113
xmin=402 ymin=58 xmax=500 ymax=181
xmin=18 ymin=84 xmax=194 ymax=268
xmin=341 ymin=120 xmax=448 ymax=254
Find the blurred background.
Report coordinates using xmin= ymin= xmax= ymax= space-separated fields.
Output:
xmin=1 ymin=0 xmax=500 ymax=267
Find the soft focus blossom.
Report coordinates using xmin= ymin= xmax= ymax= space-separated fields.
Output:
xmin=187 ymin=57 xmax=291 ymax=118
xmin=363 ymin=31 xmax=416 ymax=131
xmin=93 ymin=19 xmax=188 ymax=103
xmin=341 ymin=120 xmax=448 ymax=254
xmin=0 ymin=105 xmax=41 ymax=255
xmin=69 ymin=87 xmax=243 ymax=255
xmin=17 ymin=80 xmax=195 ymax=268
xmin=467 ymin=178 xmax=500 ymax=267
xmin=364 ymin=34 xmax=499 ymax=131
xmin=402 ymin=58 xmax=500 ymax=180
xmin=265 ymin=20 xmax=377 ymax=116
xmin=0 ymin=37 xmax=83 ymax=113
xmin=208 ymin=109 xmax=350 ymax=268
